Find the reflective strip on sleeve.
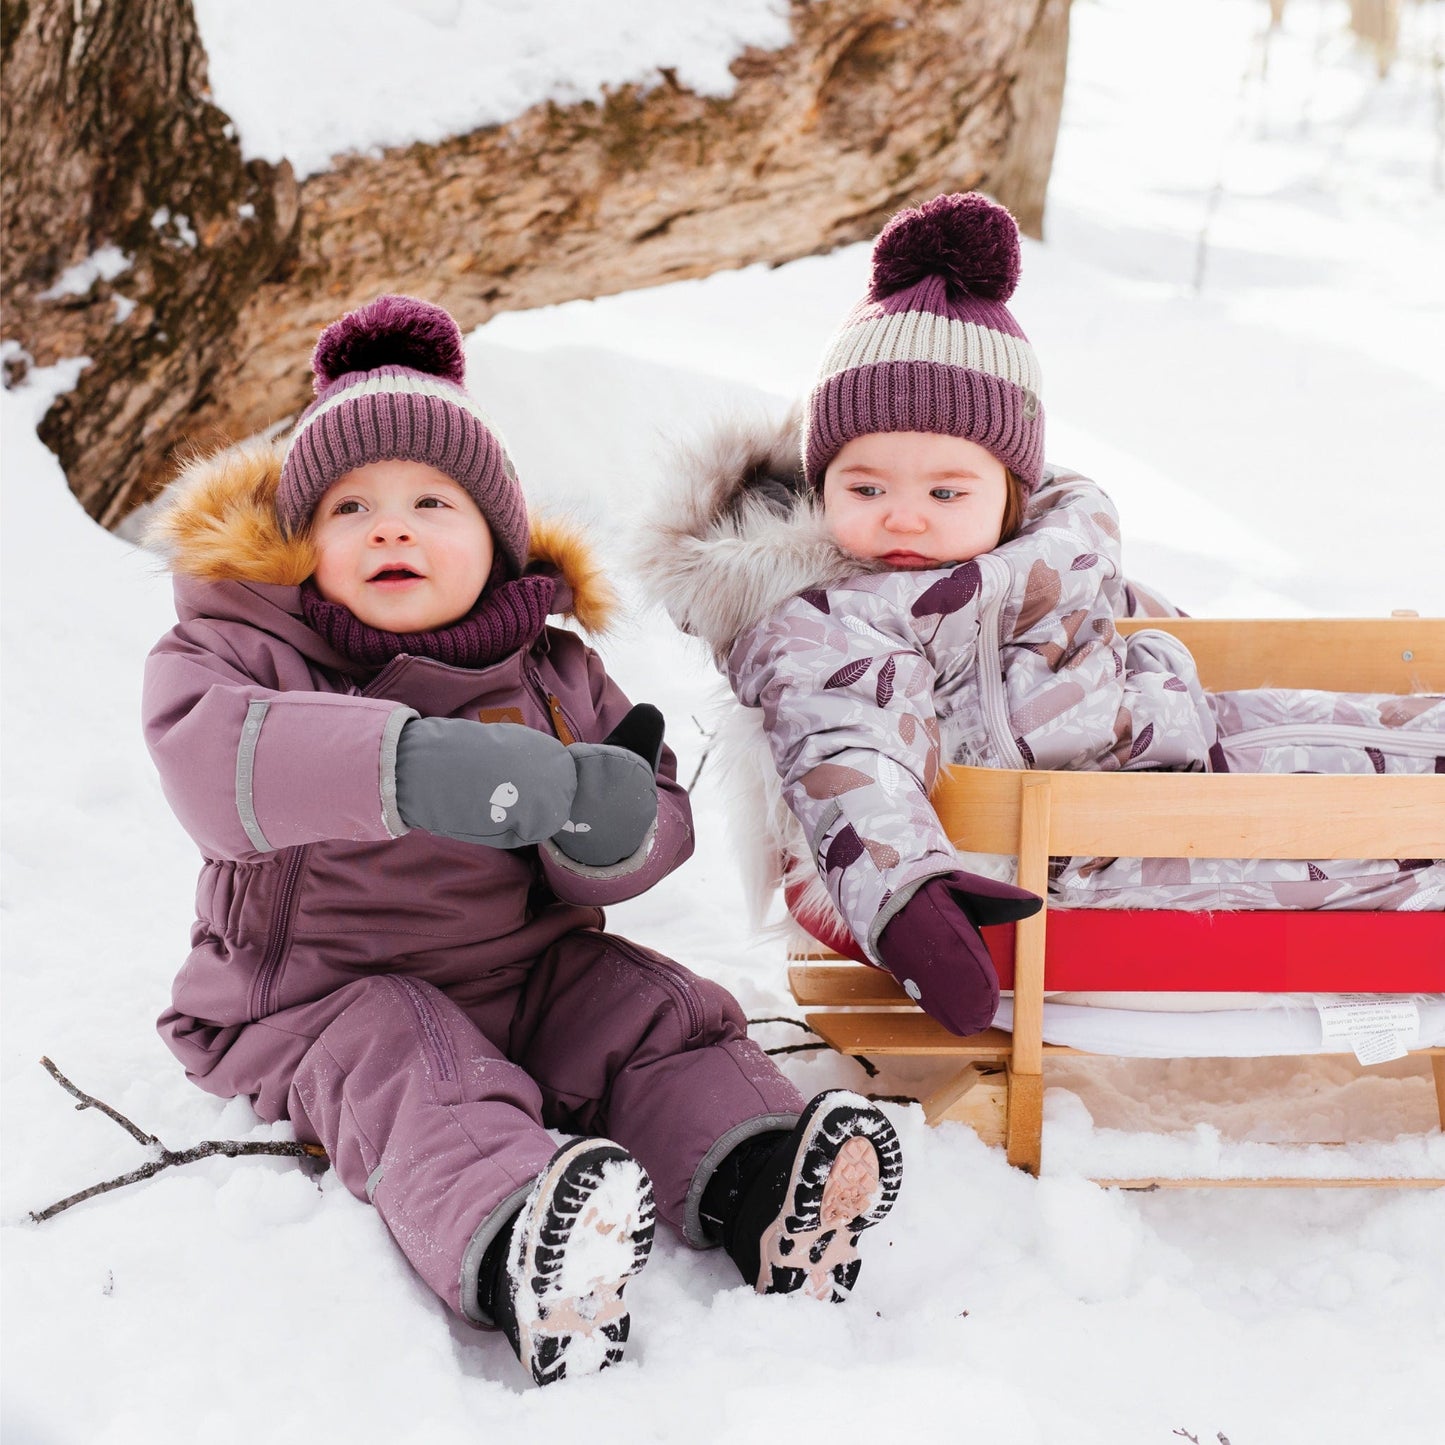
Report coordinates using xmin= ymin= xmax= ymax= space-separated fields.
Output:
xmin=235 ymin=699 xmax=275 ymax=853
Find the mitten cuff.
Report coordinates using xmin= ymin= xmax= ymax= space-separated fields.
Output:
xmin=539 ymin=816 xmax=657 ymax=882
xmin=866 ymin=866 xmax=959 ymax=960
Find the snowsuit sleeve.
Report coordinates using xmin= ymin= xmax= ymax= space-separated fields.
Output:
xmin=728 ymin=593 xmax=962 ymax=960
xmin=537 ymin=643 xmax=695 ymax=905
xmin=143 ymin=619 xmax=416 ymax=861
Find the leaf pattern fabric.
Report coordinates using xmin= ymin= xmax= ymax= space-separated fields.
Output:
xmin=722 ymin=469 xmax=1445 ymax=957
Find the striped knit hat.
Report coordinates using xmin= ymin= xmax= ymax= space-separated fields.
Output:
xmin=804 ymin=192 xmax=1043 ymax=492
xmin=278 ymin=295 xmax=529 ymax=579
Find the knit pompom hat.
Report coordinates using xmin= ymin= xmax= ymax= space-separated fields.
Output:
xmin=804 ymin=192 xmax=1044 ymax=492
xmin=277 ymin=295 xmax=529 ymax=579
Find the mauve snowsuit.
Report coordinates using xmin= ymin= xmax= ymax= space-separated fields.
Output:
xmin=143 ymin=444 xmax=802 ymax=1325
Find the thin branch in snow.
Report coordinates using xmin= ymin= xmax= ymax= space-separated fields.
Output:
xmin=29 ymin=1057 xmax=327 ymax=1224
xmin=747 ymin=1015 xmax=823 ymax=1036
xmin=685 ymin=714 xmax=715 ymax=792
xmin=745 ymin=1015 xmax=881 ymax=1077
xmin=1172 ymin=1432 xmax=1201 ymax=1444
xmin=40 ymin=1054 xmax=158 ymax=1147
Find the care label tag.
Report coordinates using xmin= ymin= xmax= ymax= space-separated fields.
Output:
xmin=1314 ymin=995 xmax=1420 ymax=1065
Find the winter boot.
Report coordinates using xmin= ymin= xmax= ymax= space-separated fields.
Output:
xmin=489 ymin=1139 xmax=656 ymax=1386
xmin=722 ymin=1091 xmax=902 ymax=1302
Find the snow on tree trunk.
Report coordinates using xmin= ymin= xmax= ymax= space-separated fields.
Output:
xmin=1 ymin=0 xmax=1071 ymax=529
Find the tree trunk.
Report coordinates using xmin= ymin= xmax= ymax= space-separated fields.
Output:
xmin=1 ymin=0 xmax=299 ymax=527
xmin=2 ymin=0 xmax=1071 ymax=529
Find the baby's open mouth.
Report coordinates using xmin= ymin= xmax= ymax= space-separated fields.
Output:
xmin=368 ymin=566 xmax=423 ymax=582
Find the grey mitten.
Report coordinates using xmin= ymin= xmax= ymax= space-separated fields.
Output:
xmin=395 ymin=717 xmax=577 ymax=848
xmin=549 ymin=743 xmax=659 ymax=867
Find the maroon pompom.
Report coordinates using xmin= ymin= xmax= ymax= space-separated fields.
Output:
xmin=868 ymin=193 xmax=1021 ymax=304
xmin=311 ymin=294 xmax=466 ymax=393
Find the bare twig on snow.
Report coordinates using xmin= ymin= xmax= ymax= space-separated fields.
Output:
xmin=29 ymin=1057 xmax=326 ymax=1224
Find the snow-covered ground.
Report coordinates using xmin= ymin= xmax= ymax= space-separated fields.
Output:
xmin=4 ymin=2 xmax=1444 ymax=1441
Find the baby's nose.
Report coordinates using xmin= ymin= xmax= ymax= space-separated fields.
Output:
xmin=371 ymin=512 xmax=413 ymax=542
xmin=884 ymin=507 xmax=927 ymax=532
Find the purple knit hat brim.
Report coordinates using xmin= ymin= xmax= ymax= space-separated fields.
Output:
xmin=278 ymin=368 xmax=529 ymax=580
xmin=805 ymin=361 xmax=1044 ymax=492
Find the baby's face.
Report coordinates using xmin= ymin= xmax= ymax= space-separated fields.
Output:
xmin=310 ymin=460 xmax=494 ymax=632
xmin=822 ymin=432 xmax=1008 ymax=569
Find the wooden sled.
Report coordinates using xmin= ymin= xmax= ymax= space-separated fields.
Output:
xmin=788 ymin=614 xmax=1445 ymax=1186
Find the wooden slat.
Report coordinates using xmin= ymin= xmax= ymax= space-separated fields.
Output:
xmin=803 ymin=1012 xmax=1078 ymax=1057
xmin=789 ymin=963 xmax=910 ymax=1006
xmin=933 ymin=767 xmax=1445 ymax=859
xmin=1116 ymin=616 xmax=1445 ymax=694
xmin=1011 ymin=777 xmax=1051 ymax=1075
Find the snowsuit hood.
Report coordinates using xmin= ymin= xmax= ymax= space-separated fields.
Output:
xmin=148 ymin=438 xmax=618 ymax=637
xmin=636 ymin=409 xmax=890 ymax=667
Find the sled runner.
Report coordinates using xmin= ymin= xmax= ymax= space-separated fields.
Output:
xmin=787 ymin=614 xmax=1445 ymax=1184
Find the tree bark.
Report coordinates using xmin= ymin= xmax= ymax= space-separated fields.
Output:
xmin=2 ymin=0 xmax=1071 ymax=529
xmin=1 ymin=0 xmax=300 ymax=527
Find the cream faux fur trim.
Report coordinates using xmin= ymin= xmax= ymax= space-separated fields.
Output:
xmin=706 ymin=697 xmax=850 ymax=940
xmin=635 ymin=409 xmax=881 ymax=664
xmin=145 ymin=439 xmax=616 ymax=631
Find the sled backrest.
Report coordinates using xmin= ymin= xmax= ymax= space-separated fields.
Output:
xmin=1115 ymin=614 xmax=1443 ymax=694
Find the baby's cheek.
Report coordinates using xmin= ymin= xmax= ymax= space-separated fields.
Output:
xmin=824 ymin=510 xmax=868 ymax=556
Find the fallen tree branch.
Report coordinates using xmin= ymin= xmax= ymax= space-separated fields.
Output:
xmin=685 ymin=716 xmax=716 ymax=793
xmin=747 ymin=1016 xmax=880 ymax=1079
xmin=29 ymin=1057 xmax=326 ymax=1224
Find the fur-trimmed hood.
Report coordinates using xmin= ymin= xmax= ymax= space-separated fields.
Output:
xmin=636 ymin=410 xmax=888 ymax=664
xmin=147 ymin=439 xmax=616 ymax=635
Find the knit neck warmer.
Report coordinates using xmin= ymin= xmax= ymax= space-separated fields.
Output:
xmin=301 ymin=573 xmax=557 ymax=670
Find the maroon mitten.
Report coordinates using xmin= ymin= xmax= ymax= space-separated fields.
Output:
xmin=876 ymin=871 xmax=1042 ymax=1036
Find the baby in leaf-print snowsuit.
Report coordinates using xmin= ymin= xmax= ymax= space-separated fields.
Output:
xmin=142 ymin=295 xmax=902 ymax=1388
xmin=641 ymin=193 xmax=1445 ymax=1041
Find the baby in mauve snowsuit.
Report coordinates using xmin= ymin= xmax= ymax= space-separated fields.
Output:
xmin=143 ymin=296 xmax=902 ymax=1387
xmin=643 ymin=193 xmax=1445 ymax=1041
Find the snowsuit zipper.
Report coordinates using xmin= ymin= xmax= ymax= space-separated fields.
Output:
xmin=523 ymin=656 xmax=580 ymax=745
xmin=247 ymin=660 xmax=411 ymax=1024
xmin=608 ymin=937 xmax=704 ymax=1042
xmin=250 ymin=845 xmax=308 ymax=1022
xmin=974 ymin=554 xmax=1028 ymax=769
xmin=395 ymin=976 xmax=457 ymax=1082
xmin=1221 ymin=722 xmax=1445 ymax=758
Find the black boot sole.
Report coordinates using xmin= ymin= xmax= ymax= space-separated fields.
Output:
xmin=754 ymin=1091 xmax=903 ymax=1301
xmin=506 ymin=1139 xmax=656 ymax=1386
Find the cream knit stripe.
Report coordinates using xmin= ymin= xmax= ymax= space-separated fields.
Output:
xmin=283 ymin=374 xmax=502 ymax=464
xmin=818 ymin=311 xmax=1041 ymax=395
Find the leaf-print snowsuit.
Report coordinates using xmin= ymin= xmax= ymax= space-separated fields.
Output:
xmin=641 ymin=414 xmax=1445 ymax=965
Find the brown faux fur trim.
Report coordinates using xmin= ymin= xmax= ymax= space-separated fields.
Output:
xmin=146 ymin=440 xmax=615 ymax=631
xmin=528 ymin=513 xmax=617 ymax=635
xmin=147 ymin=441 xmax=318 ymax=587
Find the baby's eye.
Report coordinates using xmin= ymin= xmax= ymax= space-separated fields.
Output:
xmin=333 ymin=499 xmax=365 ymax=515
xmin=415 ymin=496 xmax=449 ymax=509
xmin=930 ymin=488 xmax=963 ymax=502
xmin=850 ymin=484 xmax=883 ymax=498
